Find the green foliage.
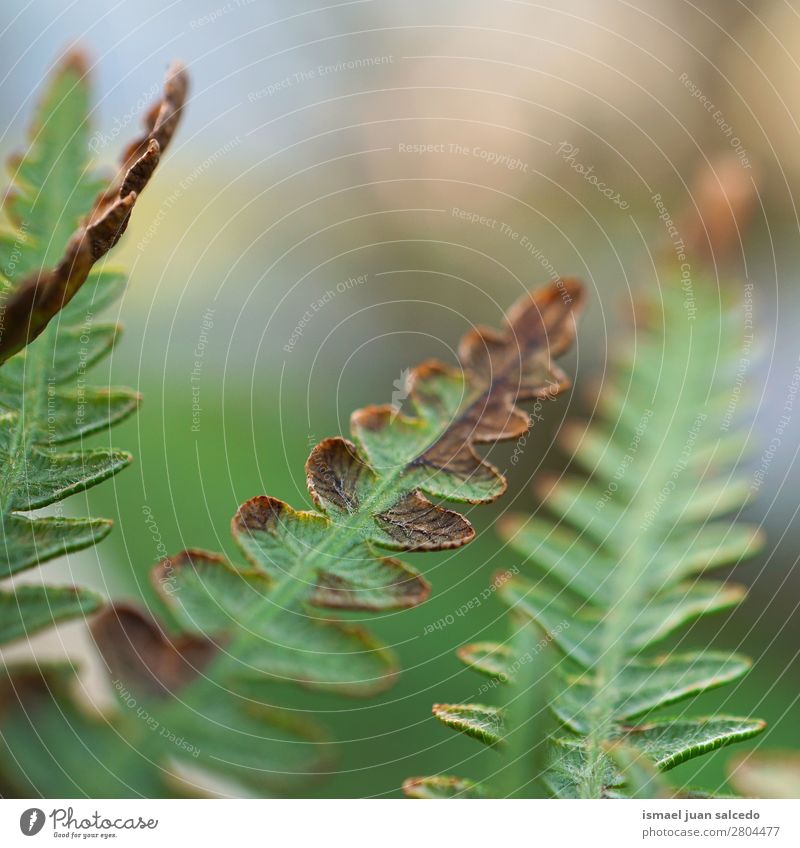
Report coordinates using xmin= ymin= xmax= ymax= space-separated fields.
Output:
xmin=0 ymin=56 xmax=186 ymax=644
xmin=0 ymin=54 xmax=104 ymax=288
xmin=408 ymin=275 xmax=766 ymax=799
xmin=0 ymin=281 xmax=584 ymax=797
xmin=0 ymin=663 xmax=178 ymax=797
xmin=432 ymin=703 xmax=505 ymax=747
xmin=403 ymin=775 xmax=488 ymax=799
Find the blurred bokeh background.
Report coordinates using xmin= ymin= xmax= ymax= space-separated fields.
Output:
xmin=1 ymin=0 xmax=798 ymax=796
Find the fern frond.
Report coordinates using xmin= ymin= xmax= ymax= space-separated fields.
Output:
xmin=409 ymin=273 xmax=765 ymax=798
xmin=0 ymin=281 xmax=584 ymax=796
xmin=0 ymin=53 xmax=187 ymax=363
xmin=0 ymin=53 xmax=187 ymax=646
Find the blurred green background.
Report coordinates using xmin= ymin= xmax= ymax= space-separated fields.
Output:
xmin=1 ymin=0 xmax=798 ymax=796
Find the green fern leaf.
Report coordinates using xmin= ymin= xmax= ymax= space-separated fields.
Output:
xmin=0 ymin=53 xmax=104 ymax=285
xmin=0 ymin=55 xmax=187 ymax=363
xmin=432 ymin=703 xmax=505 ymax=747
xmin=502 ymin=280 xmax=765 ymax=797
xmin=0 ymin=281 xmax=584 ymax=796
xmin=457 ymin=641 xmax=515 ymax=681
xmin=603 ymin=741 xmax=672 ymax=799
xmin=618 ymin=717 xmax=765 ymax=771
xmin=500 ymin=579 xmax=746 ymax=668
xmin=416 ymin=274 xmax=766 ymax=799
xmin=0 ymin=53 xmax=186 ymax=646
xmin=0 ymin=586 xmax=102 ymax=643
xmin=554 ymin=652 xmax=752 ymax=732
xmin=155 ymin=550 xmax=398 ymax=695
xmin=0 ymin=664 xmax=176 ymax=797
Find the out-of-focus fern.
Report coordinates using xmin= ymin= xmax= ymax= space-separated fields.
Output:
xmin=728 ymin=752 xmax=800 ymax=799
xmin=407 ymin=273 xmax=765 ymax=799
xmin=0 ymin=54 xmax=187 ymax=646
xmin=0 ymin=281 xmax=584 ymax=796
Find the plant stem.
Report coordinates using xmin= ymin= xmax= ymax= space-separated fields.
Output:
xmin=577 ymin=318 xmax=699 ymax=797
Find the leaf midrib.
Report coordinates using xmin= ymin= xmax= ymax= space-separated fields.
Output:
xmin=212 ymin=377 xmax=499 ymax=676
xmin=577 ymin=322 xmax=706 ymax=798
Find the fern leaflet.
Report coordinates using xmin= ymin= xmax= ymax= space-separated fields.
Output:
xmin=407 ymin=274 xmax=765 ymax=799
xmin=0 ymin=53 xmax=186 ymax=645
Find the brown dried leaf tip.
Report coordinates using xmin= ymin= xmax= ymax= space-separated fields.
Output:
xmin=91 ymin=604 xmax=215 ymax=699
xmin=345 ymin=278 xmax=585 ymax=510
xmin=679 ymin=152 xmax=758 ymax=264
xmin=83 ymin=279 xmax=583 ymax=752
xmin=0 ymin=58 xmax=189 ymax=364
xmin=221 ymin=278 xmax=585 ymax=613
